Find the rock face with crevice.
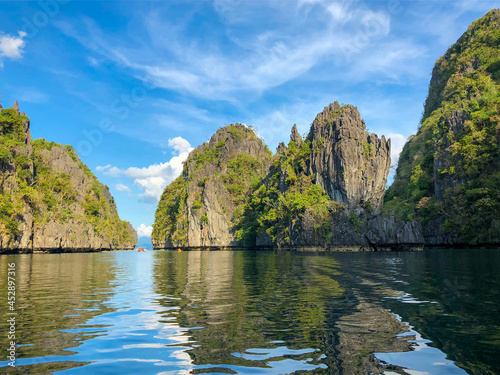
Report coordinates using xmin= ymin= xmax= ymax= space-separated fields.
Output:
xmin=0 ymin=102 xmax=137 ymax=253
xmin=152 ymin=124 xmax=272 ymax=249
xmin=308 ymin=103 xmax=391 ymax=212
xmin=153 ymin=104 xmax=423 ymax=250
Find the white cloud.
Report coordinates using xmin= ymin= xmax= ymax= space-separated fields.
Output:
xmin=97 ymin=137 xmax=194 ymax=202
xmin=0 ymin=31 xmax=27 ymax=67
xmin=136 ymin=224 xmax=153 ymax=237
xmin=104 ymin=154 xmax=187 ymax=179
xmin=168 ymin=136 xmax=193 ymax=154
xmin=134 ymin=177 xmax=168 ymax=203
xmin=96 ymin=164 xmax=111 ymax=172
xmin=115 ymin=183 xmax=131 ymax=192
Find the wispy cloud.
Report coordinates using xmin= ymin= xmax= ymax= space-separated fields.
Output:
xmin=408 ymin=1 xmax=496 ymax=46
xmin=87 ymin=56 xmax=100 ymax=67
xmin=55 ymin=1 xmax=426 ymax=101
xmin=115 ymin=183 xmax=131 ymax=192
xmin=13 ymin=87 xmax=49 ymax=104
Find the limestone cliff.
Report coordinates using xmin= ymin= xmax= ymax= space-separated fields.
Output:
xmin=0 ymin=103 xmax=137 ymax=252
xmin=235 ymin=103 xmax=421 ymax=250
xmin=385 ymin=9 xmax=500 ymax=245
xmin=152 ymin=124 xmax=272 ymax=248
xmin=153 ymin=103 xmax=423 ymax=250
xmin=308 ymin=103 xmax=391 ymax=212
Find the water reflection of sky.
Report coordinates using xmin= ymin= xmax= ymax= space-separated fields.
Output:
xmin=375 ymin=314 xmax=468 ymax=375
xmin=0 ymin=252 xmax=195 ymax=374
xmin=0 ymin=250 xmax=497 ymax=374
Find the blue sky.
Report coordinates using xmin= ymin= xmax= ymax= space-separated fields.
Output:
xmin=0 ymin=0 xmax=497 ymax=237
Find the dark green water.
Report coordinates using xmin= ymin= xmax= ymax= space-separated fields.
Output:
xmin=0 ymin=249 xmax=499 ymax=374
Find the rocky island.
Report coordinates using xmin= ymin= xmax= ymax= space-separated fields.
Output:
xmin=2 ymin=10 xmax=498 ymax=253
xmin=153 ymin=9 xmax=500 ymax=250
xmin=152 ymin=104 xmax=423 ymax=251
xmin=0 ymin=102 xmax=137 ymax=253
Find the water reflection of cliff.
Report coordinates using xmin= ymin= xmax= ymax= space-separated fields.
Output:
xmin=152 ymin=251 xmax=416 ymax=374
xmin=0 ymin=253 xmax=118 ymax=373
xmin=378 ymin=249 xmax=500 ymax=375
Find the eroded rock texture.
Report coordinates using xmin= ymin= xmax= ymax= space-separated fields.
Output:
xmin=0 ymin=102 xmax=137 ymax=252
xmin=308 ymin=102 xmax=391 ymax=212
xmin=153 ymin=104 xmax=423 ymax=250
xmin=385 ymin=9 xmax=500 ymax=245
xmin=153 ymin=124 xmax=272 ymax=249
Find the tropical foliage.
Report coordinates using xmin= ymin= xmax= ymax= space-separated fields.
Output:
xmin=0 ymin=109 xmax=133 ymax=246
xmin=385 ymin=9 xmax=500 ymax=243
xmin=234 ymin=138 xmax=343 ymax=246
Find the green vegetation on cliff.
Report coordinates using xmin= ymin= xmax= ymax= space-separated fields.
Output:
xmin=152 ymin=11 xmax=500 ymax=248
xmin=0 ymin=108 xmax=29 ymax=151
xmin=153 ymin=105 xmax=405 ymax=249
xmin=234 ymin=139 xmax=343 ymax=246
xmin=0 ymin=107 xmax=136 ymax=249
xmin=0 ymin=108 xmax=31 ymax=237
xmin=385 ymin=9 xmax=500 ymax=243
xmin=152 ymin=124 xmax=272 ymax=247
xmin=153 ymin=171 xmax=189 ymax=245
xmin=151 ymin=121 xmax=350 ymax=248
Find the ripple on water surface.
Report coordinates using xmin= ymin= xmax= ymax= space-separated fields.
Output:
xmin=0 ymin=249 xmax=498 ymax=374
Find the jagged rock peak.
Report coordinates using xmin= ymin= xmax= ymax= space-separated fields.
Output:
xmin=312 ymin=101 xmax=366 ymax=131
xmin=198 ymin=123 xmax=270 ymax=163
xmin=290 ymin=124 xmax=303 ymax=147
xmin=276 ymin=141 xmax=287 ymax=154
xmin=308 ymin=101 xmax=391 ymax=212
xmin=11 ymin=101 xmax=19 ymax=112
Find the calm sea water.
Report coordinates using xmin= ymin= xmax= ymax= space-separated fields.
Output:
xmin=0 ymin=249 xmax=499 ymax=374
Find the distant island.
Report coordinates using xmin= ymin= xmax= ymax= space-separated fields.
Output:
xmin=152 ymin=9 xmax=500 ymax=250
